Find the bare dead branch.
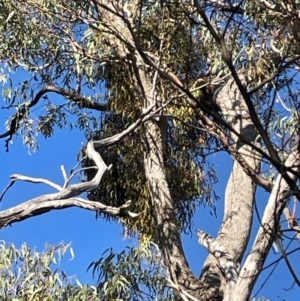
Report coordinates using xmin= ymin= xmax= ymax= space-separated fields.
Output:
xmin=10 ymin=174 xmax=63 ymax=191
xmin=0 ymin=197 xmax=136 ymax=229
xmin=61 ymin=165 xmax=68 ymax=184
xmin=63 ymin=166 xmax=97 ymax=189
xmin=0 ymin=139 xmax=141 ymax=229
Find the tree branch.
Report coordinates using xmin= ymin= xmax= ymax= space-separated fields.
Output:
xmin=0 ymin=197 xmax=136 ymax=229
xmin=0 ymin=140 xmax=140 ymax=229
xmin=1 ymin=85 xmax=109 ymax=151
xmin=232 ymin=150 xmax=300 ymax=301
xmin=10 ymin=174 xmax=63 ymax=191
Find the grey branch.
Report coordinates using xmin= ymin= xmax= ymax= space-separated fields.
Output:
xmin=10 ymin=174 xmax=63 ymax=191
xmin=0 ymin=141 xmax=140 ymax=229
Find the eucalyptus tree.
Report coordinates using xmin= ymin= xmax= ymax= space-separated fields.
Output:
xmin=1 ymin=1 xmax=300 ymax=301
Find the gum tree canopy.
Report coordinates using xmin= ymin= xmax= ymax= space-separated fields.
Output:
xmin=1 ymin=0 xmax=300 ymax=300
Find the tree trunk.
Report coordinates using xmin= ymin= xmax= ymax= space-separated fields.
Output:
xmin=143 ymin=116 xmax=223 ymax=300
xmin=200 ymin=77 xmax=262 ymax=299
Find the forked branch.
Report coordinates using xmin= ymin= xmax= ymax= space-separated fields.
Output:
xmin=0 ymin=128 xmax=145 ymax=228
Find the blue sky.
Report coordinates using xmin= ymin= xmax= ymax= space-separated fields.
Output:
xmin=0 ymin=86 xmax=299 ymax=301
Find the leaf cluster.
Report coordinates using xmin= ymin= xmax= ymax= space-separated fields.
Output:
xmin=87 ymin=243 xmax=173 ymax=301
xmin=0 ymin=241 xmax=99 ymax=301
